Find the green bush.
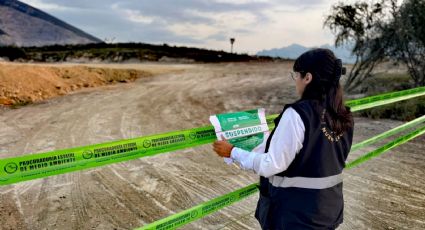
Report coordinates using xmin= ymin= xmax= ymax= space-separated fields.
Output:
xmin=0 ymin=46 xmax=27 ymax=61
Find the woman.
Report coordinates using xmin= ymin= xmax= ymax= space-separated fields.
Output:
xmin=213 ymin=48 xmax=354 ymax=229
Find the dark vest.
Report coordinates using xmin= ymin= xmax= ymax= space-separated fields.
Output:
xmin=255 ymin=100 xmax=354 ymax=230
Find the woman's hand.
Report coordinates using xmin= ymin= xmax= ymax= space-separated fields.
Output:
xmin=213 ymin=136 xmax=234 ymax=158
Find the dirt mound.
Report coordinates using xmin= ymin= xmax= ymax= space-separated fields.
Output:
xmin=0 ymin=63 xmax=154 ymax=106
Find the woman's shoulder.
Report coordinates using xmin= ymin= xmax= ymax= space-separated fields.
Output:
xmin=289 ymin=99 xmax=318 ymax=112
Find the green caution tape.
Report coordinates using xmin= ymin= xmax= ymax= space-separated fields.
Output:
xmin=138 ymin=184 xmax=258 ymax=230
xmin=1 ymin=86 xmax=424 ymax=186
xmin=346 ymin=86 xmax=425 ymax=112
xmin=350 ymin=115 xmax=425 ymax=152
xmin=138 ymin=124 xmax=425 ymax=229
xmin=346 ymin=124 xmax=425 ymax=169
xmin=0 ymin=126 xmax=217 ymax=185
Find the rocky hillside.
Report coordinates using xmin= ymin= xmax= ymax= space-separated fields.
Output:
xmin=0 ymin=0 xmax=102 ymax=46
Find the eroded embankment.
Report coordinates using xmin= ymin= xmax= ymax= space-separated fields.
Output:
xmin=0 ymin=62 xmax=181 ymax=106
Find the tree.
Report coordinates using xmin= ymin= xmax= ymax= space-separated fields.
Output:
xmin=324 ymin=0 xmax=425 ymax=91
xmin=390 ymin=0 xmax=425 ymax=86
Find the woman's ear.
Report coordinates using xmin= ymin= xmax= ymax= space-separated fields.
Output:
xmin=304 ymin=72 xmax=313 ymax=84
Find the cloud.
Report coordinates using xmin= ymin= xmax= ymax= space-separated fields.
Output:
xmin=19 ymin=0 xmax=336 ymax=53
xmin=24 ymin=0 xmax=272 ymax=23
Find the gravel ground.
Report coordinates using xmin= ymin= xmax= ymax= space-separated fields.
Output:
xmin=0 ymin=62 xmax=423 ymax=230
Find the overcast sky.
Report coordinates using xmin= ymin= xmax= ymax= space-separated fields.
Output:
xmin=20 ymin=0 xmax=344 ymax=54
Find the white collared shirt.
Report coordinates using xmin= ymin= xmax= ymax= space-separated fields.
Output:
xmin=230 ymin=107 xmax=305 ymax=178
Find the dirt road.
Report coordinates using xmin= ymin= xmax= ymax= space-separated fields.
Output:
xmin=0 ymin=62 xmax=424 ymax=229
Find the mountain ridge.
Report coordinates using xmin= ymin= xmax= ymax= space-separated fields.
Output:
xmin=257 ymin=43 xmax=356 ymax=64
xmin=0 ymin=0 xmax=102 ymax=46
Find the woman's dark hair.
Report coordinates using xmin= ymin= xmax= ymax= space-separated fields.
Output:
xmin=293 ymin=48 xmax=353 ymax=135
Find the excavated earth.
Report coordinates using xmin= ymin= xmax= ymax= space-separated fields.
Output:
xmin=0 ymin=62 xmax=424 ymax=230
